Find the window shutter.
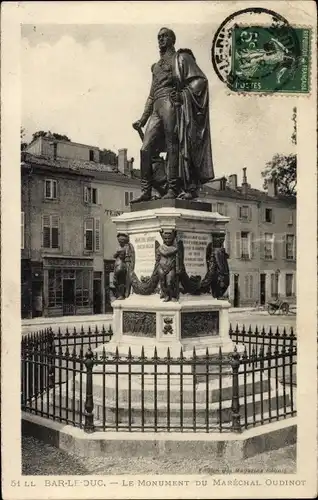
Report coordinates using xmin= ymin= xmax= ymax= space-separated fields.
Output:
xmin=271 ymin=208 xmax=275 ymax=223
xmin=51 ymin=215 xmax=59 ymax=249
xmin=85 ymin=218 xmax=94 ymax=250
xmin=237 ymin=205 xmax=241 ymax=219
xmin=212 ymin=202 xmax=217 ymax=213
xmin=94 ymin=218 xmax=100 ymax=251
xmin=282 ymin=234 xmax=286 ymax=259
xmin=272 ymin=234 xmax=276 ymax=259
xmin=293 ymin=234 xmax=296 ymax=260
xmin=42 ymin=215 xmax=50 ymax=247
xmin=53 ymin=180 xmax=57 ymax=199
xmin=125 ymin=192 xmax=129 ymax=206
xmin=249 ymin=232 xmax=254 ymax=259
xmin=249 ymin=206 xmax=252 ymax=221
xmin=224 ymin=204 xmax=228 ymax=216
xmin=84 ymin=186 xmax=88 ymax=203
xmin=235 ymin=232 xmax=241 ymax=258
xmin=260 ymin=232 xmax=264 ymax=259
xmin=44 ymin=180 xmax=50 ymax=198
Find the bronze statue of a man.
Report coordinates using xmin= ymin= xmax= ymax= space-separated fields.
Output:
xmin=132 ymin=27 xmax=214 ymax=203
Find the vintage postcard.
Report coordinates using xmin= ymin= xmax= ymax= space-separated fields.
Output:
xmin=1 ymin=1 xmax=317 ymax=499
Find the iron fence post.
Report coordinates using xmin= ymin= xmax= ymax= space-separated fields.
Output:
xmin=84 ymin=347 xmax=95 ymax=433
xmin=230 ymin=346 xmax=242 ymax=433
xmin=48 ymin=328 xmax=56 ymax=388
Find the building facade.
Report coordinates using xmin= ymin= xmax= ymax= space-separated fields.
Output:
xmin=21 ymin=137 xmax=296 ymax=317
xmin=202 ymin=171 xmax=296 ymax=307
xmin=21 ymin=137 xmax=140 ymax=318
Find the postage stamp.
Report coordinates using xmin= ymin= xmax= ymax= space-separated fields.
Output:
xmin=211 ymin=7 xmax=312 ymax=94
xmin=231 ymin=27 xmax=311 ymax=93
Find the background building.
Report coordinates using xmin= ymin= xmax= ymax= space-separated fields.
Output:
xmin=21 ymin=136 xmax=140 ymax=318
xmin=21 ymin=137 xmax=296 ymax=317
xmin=202 ymin=169 xmax=296 ymax=307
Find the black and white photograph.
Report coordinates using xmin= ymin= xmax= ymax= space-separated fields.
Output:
xmin=1 ymin=1 xmax=317 ymax=499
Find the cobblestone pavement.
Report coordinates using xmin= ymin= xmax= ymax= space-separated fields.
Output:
xmin=22 ymin=436 xmax=296 ymax=476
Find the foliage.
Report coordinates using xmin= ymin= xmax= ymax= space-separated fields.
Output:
xmin=100 ymin=148 xmax=118 ymax=166
xmin=262 ymin=153 xmax=296 ymax=197
xmin=21 ymin=127 xmax=27 ymax=151
xmin=31 ymin=131 xmax=71 ymax=142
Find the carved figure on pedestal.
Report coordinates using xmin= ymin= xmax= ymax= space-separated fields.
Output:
xmin=206 ymin=233 xmax=230 ymax=299
xmin=113 ymin=233 xmax=135 ymax=300
xmin=157 ymin=229 xmax=179 ymax=302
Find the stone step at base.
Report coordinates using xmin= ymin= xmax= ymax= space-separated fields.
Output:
xmin=35 ymin=382 xmax=293 ymax=427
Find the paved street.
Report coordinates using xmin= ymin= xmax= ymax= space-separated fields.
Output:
xmin=229 ymin=310 xmax=296 ymax=332
xmin=22 ymin=309 xmax=296 ymax=335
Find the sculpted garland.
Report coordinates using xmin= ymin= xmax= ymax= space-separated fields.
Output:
xmin=113 ymin=231 xmax=230 ymax=302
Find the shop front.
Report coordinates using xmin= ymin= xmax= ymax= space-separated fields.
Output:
xmin=43 ymin=257 xmax=94 ymax=317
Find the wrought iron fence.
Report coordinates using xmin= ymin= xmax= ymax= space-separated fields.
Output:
xmin=21 ymin=324 xmax=297 ymax=434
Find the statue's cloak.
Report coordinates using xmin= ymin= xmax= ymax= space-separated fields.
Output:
xmin=173 ymin=49 xmax=214 ymax=189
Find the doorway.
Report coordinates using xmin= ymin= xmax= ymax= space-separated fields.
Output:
xmin=63 ymin=279 xmax=75 ymax=315
xmin=260 ymin=274 xmax=266 ymax=305
xmin=32 ymin=281 xmax=43 ymax=317
xmin=233 ymin=274 xmax=240 ymax=307
xmin=93 ymin=278 xmax=102 ymax=314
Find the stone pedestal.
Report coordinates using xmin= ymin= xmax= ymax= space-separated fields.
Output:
xmin=106 ymin=200 xmax=235 ymax=357
xmin=110 ymin=294 xmax=233 ymax=358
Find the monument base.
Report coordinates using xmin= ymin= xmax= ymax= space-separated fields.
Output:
xmin=106 ymin=294 xmax=237 ymax=358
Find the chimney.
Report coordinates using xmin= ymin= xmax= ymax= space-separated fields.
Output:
xmin=267 ymin=178 xmax=278 ymax=197
xmin=242 ymin=168 xmax=250 ymax=194
xmin=118 ymin=148 xmax=128 ymax=175
xmin=126 ymin=157 xmax=135 ymax=177
xmin=228 ymin=174 xmax=238 ymax=190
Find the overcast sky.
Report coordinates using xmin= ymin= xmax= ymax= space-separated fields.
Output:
xmin=21 ymin=22 xmax=297 ymax=189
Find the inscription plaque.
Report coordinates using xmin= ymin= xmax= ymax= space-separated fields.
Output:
xmin=123 ymin=311 xmax=156 ymax=337
xmin=181 ymin=232 xmax=211 ymax=278
xmin=181 ymin=311 xmax=219 ymax=338
xmin=130 ymin=232 xmax=158 ymax=279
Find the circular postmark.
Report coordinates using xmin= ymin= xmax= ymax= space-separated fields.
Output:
xmin=211 ymin=7 xmax=302 ymax=93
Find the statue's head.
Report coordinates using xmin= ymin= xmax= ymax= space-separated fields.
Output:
xmin=160 ymin=229 xmax=176 ymax=246
xmin=158 ymin=27 xmax=176 ymax=53
xmin=117 ymin=232 xmax=129 ymax=247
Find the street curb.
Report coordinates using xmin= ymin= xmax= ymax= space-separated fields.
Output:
xmin=22 ymin=412 xmax=297 ymax=461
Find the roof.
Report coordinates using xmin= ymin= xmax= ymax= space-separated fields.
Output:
xmin=201 ymin=185 xmax=296 ymax=206
xmin=21 ymin=152 xmax=141 ymax=186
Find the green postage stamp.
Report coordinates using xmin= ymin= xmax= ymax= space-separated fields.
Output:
xmin=231 ymin=27 xmax=311 ymax=93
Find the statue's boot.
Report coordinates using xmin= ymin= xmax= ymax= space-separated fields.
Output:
xmin=162 ymin=178 xmax=179 ymax=199
xmin=131 ymin=150 xmax=153 ymax=203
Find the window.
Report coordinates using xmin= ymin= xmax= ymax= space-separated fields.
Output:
xmin=244 ymin=275 xmax=253 ymax=299
xmin=84 ymin=186 xmax=98 ymax=204
xmin=264 ymin=233 xmax=274 ymax=259
xmin=217 ymin=202 xmax=225 ymax=215
xmin=286 ymin=234 xmax=295 ymax=260
xmin=48 ymin=269 xmax=62 ymax=307
xmin=287 ymin=212 xmax=294 ymax=225
xmin=75 ymin=270 xmax=90 ymax=306
xmin=84 ymin=218 xmax=100 ymax=252
xmin=42 ymin=215 xmax=59 ymax=248
xmin=239 ymin=205 xmax=250 ymax=220
xmin=241 ymin=232 xmax=249 ymax=259
xmin=270 ymin=274 xmax=277 ymax=297
xmin=286 ymin=274 xmax=294 ymax=297
xmin=21 ymin=212 xmax=24 ymax=249
xmin=89 ymin=149 xmax=95 ymax=161
xmin=44 ymin=179 xmax=57 ymax=200
xmin=125 ymin=191 xmax=134 ymax=206
xmin=265 ymin=208 xmax=273 ymax=223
